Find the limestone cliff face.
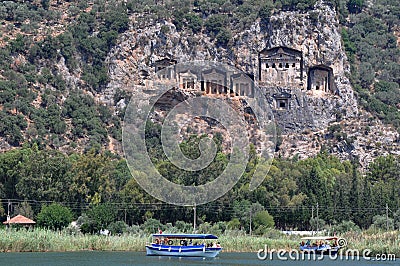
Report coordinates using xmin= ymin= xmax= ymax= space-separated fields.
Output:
xmin=103 ymin=0 xmax=398 ymax=166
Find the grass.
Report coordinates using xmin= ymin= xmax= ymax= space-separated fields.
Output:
xmin=0 ymin=228 xmax=399 ymax=257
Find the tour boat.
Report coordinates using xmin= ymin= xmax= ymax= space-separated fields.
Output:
xmin=145 ymin=233 xmax=222 ymax=258
xmin=299 ymin=236 xmax=347 ymax=255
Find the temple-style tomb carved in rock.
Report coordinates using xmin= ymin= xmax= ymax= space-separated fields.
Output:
xmin=231 ymin=73 xmax=254 ymax=97
xmin=148 ymin=45 xmax=343 ymax=133
xmin=152 ymin=46 xmax=337 ymax=109
xmin=154 ymin=58 xmax=177 ymax=79
xmin=258 ymin=46 xmax=304 ymax=88
xmin=202 ymin=68 xmax=227 ymax=95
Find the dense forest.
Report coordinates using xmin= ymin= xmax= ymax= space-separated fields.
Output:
xmin=0 ymin=0 xmax=399 ymax=234
xmin=1 ymin=128 xmax=399 ymax=233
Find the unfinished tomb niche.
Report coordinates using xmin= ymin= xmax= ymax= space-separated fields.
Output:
xmin=258 ymin=46 xmax=303 ymax=87
xmin=307 ymin=65 xmax=335 ymax=93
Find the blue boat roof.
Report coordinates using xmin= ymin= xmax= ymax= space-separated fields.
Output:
xmin=151 ymin=233 xmax=218 ymax=239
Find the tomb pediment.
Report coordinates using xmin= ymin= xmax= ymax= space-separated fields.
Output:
xmin=272 ymin=92 xmax=292 ymax=99
xmin=202 ymin=68 xmax=226 ymax=83
xmin=178 ymin=69 xmax=198 ymax=78
xmin=309 ymin=64 xmax=333 ymax=72
xmin=230 ymin=72 xmax=253 ymax=82
xmin=259 ymin=46 xmax=302 ymax=61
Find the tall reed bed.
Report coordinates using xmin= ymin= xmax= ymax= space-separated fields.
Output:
xmin=341 ymin=230 xmax=400 ymax=257
xmin=0 ymin=228 xmax=148 ymax=252
xmin=219 ymin=235 xmax=298 ymax=252
xmin=0 ymin=228 xmax=398 ymax=256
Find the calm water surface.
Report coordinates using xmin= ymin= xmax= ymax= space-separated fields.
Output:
xmin=0 ymin=252 xmax=397 ymax=266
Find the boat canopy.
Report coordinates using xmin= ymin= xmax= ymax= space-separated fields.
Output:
xmin=301 ymin=236 xmax=338 ymax=240
xmin=151 ymin=233 xmax=218 ymax=239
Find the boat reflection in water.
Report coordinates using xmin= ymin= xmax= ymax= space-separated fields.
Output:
xmin=146 ymin=233 xmax=222 ymax=258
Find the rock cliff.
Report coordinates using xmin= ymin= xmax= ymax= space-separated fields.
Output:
xmin=102 ymin=0 xmax=398 ymax=167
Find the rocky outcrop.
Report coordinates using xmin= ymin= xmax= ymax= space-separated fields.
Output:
xmin=102 ymin=0 xmax=398 ymax=167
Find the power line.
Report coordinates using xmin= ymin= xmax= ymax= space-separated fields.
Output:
xmin=1 ymin=198 xmax=396 ymax=213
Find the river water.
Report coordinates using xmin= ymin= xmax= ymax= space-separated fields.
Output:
xmin=0 ymin=251 xmax=397 ymax=265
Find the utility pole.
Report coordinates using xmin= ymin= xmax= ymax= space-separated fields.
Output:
xmin=7 ymin=199 xmax=10 ymax=222
xmin=386 ymin=204 xmax=389 ymax=231
xmin=316 ymin=203 xmax=319 ymax=234
xmin=311 ymin=205 xmax=314 ymax=235
xmin=249 ymin=209 xmax=252 ymax=236
xmin=311 ymin=206 xmax=314 ymax=219
xmin=193 ymin=205 xmax=197 ymax=232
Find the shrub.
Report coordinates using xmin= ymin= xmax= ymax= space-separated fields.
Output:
xmin=175 ymin=220 xmax=193 ymax=233
xmin=333 ymin=220 xmax=361 ymax=234
xmin=309 ymin=217 xmax=325 ymax=231
xmin=142 ymin=218 xmax=163 ymax=234
xmin=371 ymin=215 xmax=394 ymax=230
xmin=108 ymin=221 xmax=128 ymax=235
xmin=227 ymin=218 xmax=240 ymax=230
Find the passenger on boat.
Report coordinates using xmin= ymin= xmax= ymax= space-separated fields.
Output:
xmin=216 ymin=242 xmax=221 ymax=248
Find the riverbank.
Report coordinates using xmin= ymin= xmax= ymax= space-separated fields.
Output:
xmin=0 ymin=228 xmax=398 ymax=257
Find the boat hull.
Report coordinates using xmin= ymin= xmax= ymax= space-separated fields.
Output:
xmin=146 ymin=244 xmax=222 ymax=258
xmin=300 ymin=246 xmax=340 ymax=255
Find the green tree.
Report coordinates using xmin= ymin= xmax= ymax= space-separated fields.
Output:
xmin=108 ymin=221 xmax=128 ymax=235
xmin=85 ymin=203 xmax=117 ymax=231
xmin=16 ymin=148 xmax=71 ymax=202
xmin=259 ymin=1 xmax=273 ymax=26
xmin=347 ymin=0 xmax=364 ymax=14
xmin=12 ymin=201 xmax=34 ymax=219
xmin=185 ymin=13 xmax=203 ymax=33
xmin=69 ymin=149 xmax=116 ymax=204
xmin=253 ymin=210 xmax=274 ymax=229
xmin=216 ymin=27 xmax=231 ymax=47
xmin=37 ymin=203 xmax=73 ymax=230
xmin=227 ymin=218 xmax=241 ymax=230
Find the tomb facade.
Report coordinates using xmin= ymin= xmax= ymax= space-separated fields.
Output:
xmin=258 ymin=46 xmax=304 ymax=88
xmin=307 ymin=65 xmax=335 ymax=93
